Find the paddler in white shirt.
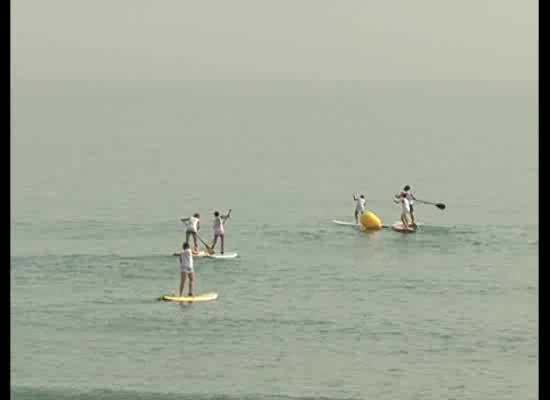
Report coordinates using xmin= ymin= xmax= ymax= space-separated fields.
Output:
xmin=178 ymin=242 xmax=195 ymax=297
xmin=401 ymin=185 xmax=417 ymax=227
xmin=352 ymin=193 xmax=366 ymax=224
xmin=393 ymin=192 xmax=412 ymax=229
xmin=180 ymin=213 xmax=201 ymax=253
xmin=211 ymin=209 xmax=231 ymax=255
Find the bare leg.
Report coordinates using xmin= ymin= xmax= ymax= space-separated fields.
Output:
xmin=192 ymin=233 xmax=198 ymax=251
xmin=401 ymin=214 xmax=409 ymax=228
xmin=354 ymin=211 xmax=359 ymax=224
xmin=220 ymin=235 xmax=225 ymax=254
xmin=211 ymin=236 xmax=218 ymax=251
xmin=188 ymin=272 xmax=195 ymax=296
xmin=179 ymin=272 xmax=186 ymax=297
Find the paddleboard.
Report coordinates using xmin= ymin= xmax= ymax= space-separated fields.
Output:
xmin=172 ymin=251 xmax=238 ymax=259
xmin=159 ymin=292 xmax=219 ymax=303
xmin=333 ymin=220 xmax=361 ymax=226
xmin=391 ymin=222 xmax=417 ymax=233
xmin=383 ymin=222 xmax=423 ymax=229
xmin=207 ymin=252 xmax=238 ymax=259
xmin=172 ymin=251 xmax=210 ymax=257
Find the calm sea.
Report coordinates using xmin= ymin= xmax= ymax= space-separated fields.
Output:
xmin=11 ymin=80 xmax=538 ymax=400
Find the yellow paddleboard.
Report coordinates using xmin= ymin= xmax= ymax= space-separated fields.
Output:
xmin=159 ymin=292 xmax=218 ymax=303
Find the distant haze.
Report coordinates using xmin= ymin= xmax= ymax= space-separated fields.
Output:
xmin=12 ymin=0 xmax=537 ymax=81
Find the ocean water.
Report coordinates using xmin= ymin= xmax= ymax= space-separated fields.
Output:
xmin=11 ymin=80 xmax=538 ymax=400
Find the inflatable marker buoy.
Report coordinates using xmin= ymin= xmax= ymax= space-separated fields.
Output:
xmin=360 ymin=211 xmax=382 ymax=230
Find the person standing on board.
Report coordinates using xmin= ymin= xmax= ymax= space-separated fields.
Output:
xmin=353 ymin=193 xmax=366 ymax=224
xmin=180 ymin=213 xmax=201 ymax=253
xmin=393 ymin=192 xmax=412 ymax=229
xmin=211 ymin=209 xmax=231 ymax=255
xmin=178 ymin=242 xmax=195 ymax=297
xmin=401 ymin=185 xmax=417 ymax=227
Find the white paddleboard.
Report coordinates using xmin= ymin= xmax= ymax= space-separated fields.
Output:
xmin=333 ymin=220 xmax=361 ymax=226
xmin=159 ymin=292 xmax=218 ymax=303
xmin=172 ymin=251 xmax=238 ymax=259
xmin=391 ymin=222 xmax=417 ymax=233
xmin=207 ymin=252 xmax=238 ymax=259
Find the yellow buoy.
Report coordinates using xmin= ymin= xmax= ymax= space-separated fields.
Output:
xmin=360 ymin=211 xmax=382 ymax=230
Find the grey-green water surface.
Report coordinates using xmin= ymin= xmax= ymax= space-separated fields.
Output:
xmin=12 ymin=80 xmax=537 ymax=400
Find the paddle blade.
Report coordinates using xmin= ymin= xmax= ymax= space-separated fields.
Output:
xmin=436 ymin=203 xmax=446 ymax=210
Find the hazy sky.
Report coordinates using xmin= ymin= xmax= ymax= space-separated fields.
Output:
xmin=12 ymin=0 xmax=537 ymax=81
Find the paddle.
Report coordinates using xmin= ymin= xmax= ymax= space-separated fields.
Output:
xmin=195 ymin=233 xmax=215 ymax=254
xmin=415 ymin=199 xmax=446 ymax=210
